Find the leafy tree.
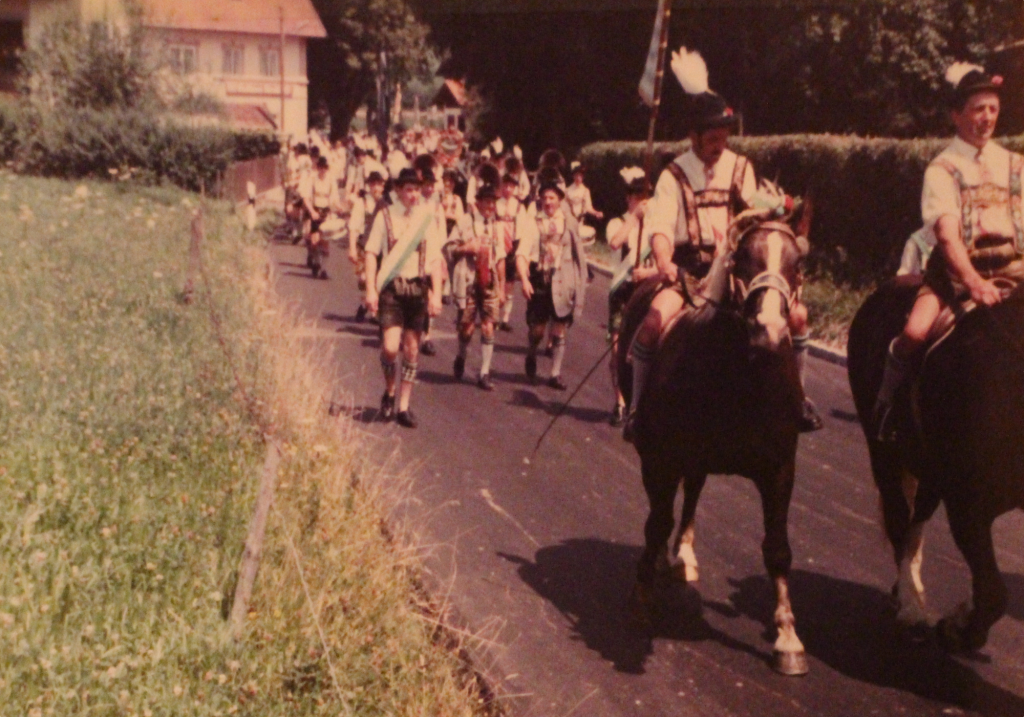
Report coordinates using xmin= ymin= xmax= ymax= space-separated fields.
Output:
xmin=309 ymin=0 xmax=434 ymax=141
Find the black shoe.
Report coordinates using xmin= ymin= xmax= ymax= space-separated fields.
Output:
xmin=610 ymin=403 xmax=626 ymax=427
xmin=379 ymin=392 xmax=395 ymax=422
xmin=548 ymin=376 xmax=567 ymax=391
xmin=442 ymin=294 xmax=453 ymax=306
xmin=421 ymin=340 xmax=437 ymax=357
xmin=498 ymin=321 xmax=513 ymax=332
xmin=799 ymin=398 xmax=824 ymax=433
xmin=355 ymin=304 xmax=367 ymax=323
xmin=396 ymin=410 xmax=418 ymax=429
xmin=525 ymin=354 xmax=537 ymax=381
xmin=478 ymin=374 xmax=494 ymax=391
xmin=453 ymin=355 xmax=465 ymax=380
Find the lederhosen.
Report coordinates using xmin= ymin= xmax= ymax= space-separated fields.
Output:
xmin=377 ymin=208 xmax=430 ymax=333
xmin=608 ymin=215 xmax=649 ymax=337
xmin=924 ymin=153 xmax=1024 ymax=304
xmin=458 ymin=218 xmax=503 ymax=326
xmin=665 ymin=156 xmax=749 ymax=299
xmin=527 ymin=217 xmax=574 ymax=328
xmin=498 ymin=198 xmax=522 ymax=283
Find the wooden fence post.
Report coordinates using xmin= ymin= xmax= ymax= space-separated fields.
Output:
xmin=228 ymin=438 xmax=282 ymax=641
xmin=182 ymin=209 xmax=204 ymax=304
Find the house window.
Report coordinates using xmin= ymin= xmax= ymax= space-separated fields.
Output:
xmin=259 ymin=48 xmax=279 ymax=77
xmin=222 ymin=45 xmax=245 ymax=75
xmin=168 ymin=45 xmax=197 ymax=75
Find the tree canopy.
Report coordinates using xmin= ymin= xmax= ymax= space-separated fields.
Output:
xmin=421 ymin=0 xmax=1023 ymax=159
xmin=308 ymin=0 xmax=433 ymax=140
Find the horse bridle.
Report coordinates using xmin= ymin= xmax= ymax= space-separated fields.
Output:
xmin=730 ymin=221 xmax=798 ymax=312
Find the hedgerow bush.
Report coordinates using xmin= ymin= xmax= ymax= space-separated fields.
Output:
xmin=10 ymin=17 xmax=279 ymax=193
xmin=580 ymin=134 xmax=1024 ymax=281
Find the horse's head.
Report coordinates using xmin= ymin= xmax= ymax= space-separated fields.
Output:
xmin=729 ymin=189 xmax=811 ymax=352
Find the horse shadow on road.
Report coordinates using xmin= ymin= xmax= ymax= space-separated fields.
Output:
xmin=500 ymin=540 xmax=1024 ymax=716
xmin=498 ymin=539 xmax=766 ymax=676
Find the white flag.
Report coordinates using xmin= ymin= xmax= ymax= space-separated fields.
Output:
xmin=638 ymin=0 xmax=670 ymax=107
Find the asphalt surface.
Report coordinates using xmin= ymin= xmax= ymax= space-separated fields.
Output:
xmin=269 ymin=235 xmax=1024 ymax=717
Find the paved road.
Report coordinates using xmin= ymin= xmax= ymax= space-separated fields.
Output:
xmin=270 ymin=237 xmax=1024 ymax=717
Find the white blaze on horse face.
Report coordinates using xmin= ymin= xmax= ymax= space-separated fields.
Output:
xmin=756 ymin=232 xmax=789 ymax=347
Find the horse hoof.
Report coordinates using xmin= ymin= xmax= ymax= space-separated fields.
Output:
xmin=895 ymin=619 xmax=931 ymax=645
xmin=772 ymin=650 xmax=809 ymax=677
xmin=670 ymin=562 xmax=699 ymax=583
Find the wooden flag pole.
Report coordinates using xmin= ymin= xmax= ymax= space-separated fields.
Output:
xmin=644 ymin=0 xmax=673 ymax=183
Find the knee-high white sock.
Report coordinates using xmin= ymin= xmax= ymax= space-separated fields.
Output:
xmin=551 ymin=336 xmax=566 ymax=377
xmin=480 ymin=338 xmax=495 ymax=376
xmin=502 ymin=295 xmax=514 ymax=322
xmin=629 ymin=341 xmax=654 ymax=414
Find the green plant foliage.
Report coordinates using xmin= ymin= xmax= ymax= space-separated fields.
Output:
xmin=580 ymin=134 xmax=1024 ymax=281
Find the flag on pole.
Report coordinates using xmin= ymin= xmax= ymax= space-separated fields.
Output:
xmin=638 ymin=0 xmax=671 ymax=106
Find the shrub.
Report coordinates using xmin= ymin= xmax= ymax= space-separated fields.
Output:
xmin=580 ymin=134 xmax=1024 ymax=282
xmin=14 ymin=107 xmax=278 ymax=192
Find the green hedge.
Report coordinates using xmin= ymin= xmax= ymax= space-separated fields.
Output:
xmin=0 ymin=103 xmax=279 ymax=193
xmin=580 ymin=135 xmax=1024 ymax=281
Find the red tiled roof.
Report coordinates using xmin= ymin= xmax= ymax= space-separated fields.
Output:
xmin=141 ymin=0 xmax=327 ymax=38
xmin=227 ymin=103 xmax=277 ymax=130
xmin=434 ymin=78 xmax=467 ymax=108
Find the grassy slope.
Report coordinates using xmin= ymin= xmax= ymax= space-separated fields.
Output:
xmin=0 ymin=175 xmax=491 ymax=716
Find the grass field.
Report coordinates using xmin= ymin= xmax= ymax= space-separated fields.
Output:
xmin=0 ymin=175 xmax=494 ymax=716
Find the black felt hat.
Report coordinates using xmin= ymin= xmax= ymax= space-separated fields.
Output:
xmin=948 ymin=64 xmax=1004 ymax=109
xmin=394 ymin=168 xmax=421 ymax=187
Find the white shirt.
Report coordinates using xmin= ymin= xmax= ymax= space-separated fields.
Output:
xmin=386 ymin=150 xmax=410 ymax=178
xmin=565 ymin=182 xmax=595 ymax=220
xmin=607 ymin=213 xmax=653 ymax=277
xmin=364 ymin=202 xmax=444 ymax=281
xmin=303 ymin=173 xmax=339 ymax=209
xmin=496 ymin=195 xmax=529 ymax=251
xmin=644 ymin=148 xmax=757 ymax=248
xmin=921 ymin=136 xmax=1019 ymax=243
xmin=349 ymin=193 xmax=381 ymax=239
xmin=441 ymin=191 xmax=465 ymax=224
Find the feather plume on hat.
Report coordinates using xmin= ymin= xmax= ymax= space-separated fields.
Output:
xmin=945 ymin=62 xmax=985 ymax=89
xmin=513 ymin=145 xmax=523 ymax=160
xmin=620 ymin=166 xmax=646 ymax=184
xmin=671 ymin=47 xmax=709 ymax=96
xmin=490 ymin=137 xmax=504 ymax=155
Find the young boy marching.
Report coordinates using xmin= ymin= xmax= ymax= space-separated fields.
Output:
xmin=606 ymin=168 xmax=656 ymax=426
xmin=364 ymin=168 xmax=445 ymax=428
xmin=496 ymin=173 xmax=530 ymax=332
xmin=300 ymin=156 xmax=340 ymax=280
xmin=451 ymin=185 xmax=506 ymax=390
xmin=515 ymin=182 xmax=588 ymax=390
xmin=417 ymin=168 xmax=446 ymax=357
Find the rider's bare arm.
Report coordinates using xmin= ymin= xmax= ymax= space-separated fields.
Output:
xmin=365 ymin=253 xmax=380 ymax=311
xmin=606 ymin=216 xmax=634 ymax=251
xmin=934 ymin=214 xmax=1003 ymax=306
xmin=651 ymin=232 xmax=677 ymax=283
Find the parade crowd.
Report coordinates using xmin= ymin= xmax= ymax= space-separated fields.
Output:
xmin=277 ymin=49 xmax=1023 ymax=447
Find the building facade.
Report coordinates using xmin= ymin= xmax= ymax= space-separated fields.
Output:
xmin=0 ymin=0 xmax=326 ymax=136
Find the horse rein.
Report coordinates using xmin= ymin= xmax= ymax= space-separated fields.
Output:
xmin=728 ymin=221 xmax=799 ymax=312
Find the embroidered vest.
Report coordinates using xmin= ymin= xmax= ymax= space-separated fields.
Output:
xmin=666 ymin=155 xmax=749 ymax=250
xmin=933 ymin=152 xmax=1024 ymax=269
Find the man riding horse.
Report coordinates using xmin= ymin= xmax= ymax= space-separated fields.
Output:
xmin=873 ymin=63 xmax=1024 ymax=440
xmin=624 ymin=48 xmax=822 ymax=441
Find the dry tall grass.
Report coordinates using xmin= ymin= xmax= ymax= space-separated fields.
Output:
xmin=0 ymin=173 xmax=497 ymax=716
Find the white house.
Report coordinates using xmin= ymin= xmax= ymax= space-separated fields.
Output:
xmin=0 ymin=0 xmax=327 ymax=136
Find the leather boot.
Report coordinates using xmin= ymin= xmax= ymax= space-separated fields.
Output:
xmin=873 ymin=339 xmax=909 ymax=442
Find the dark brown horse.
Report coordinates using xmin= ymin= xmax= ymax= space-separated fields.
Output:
xmin=848 ymin=277 xmax=1024 ymax=653
xmin=618 ymin=209 xmax=811 ymax=676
